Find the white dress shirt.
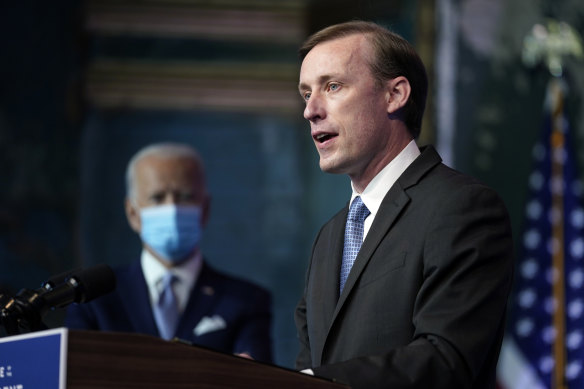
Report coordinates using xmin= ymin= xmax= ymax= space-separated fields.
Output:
xmin=350 ymin=140 xmax=421 ymax=240
xmin=141 ymin=249 xmax=203 ymax=313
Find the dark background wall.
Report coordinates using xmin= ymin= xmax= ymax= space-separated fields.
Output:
xmin=0 ymin=1 xmax=83 ymax=294
xmin=1 ymin=0 xmax=583 ymax=371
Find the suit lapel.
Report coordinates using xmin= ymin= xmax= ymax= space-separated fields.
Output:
xmin=323 ymin=207 xmax=348 ymax=322
xmin=119 ymin=260 xmax=160 ymax=336
xmin=332 ymin=187 xmax=411 ymax=319
xmin=176 ymin=262 xmax=220 ymax=338
xmin=309 ymin=208 xmax=347 ymax=365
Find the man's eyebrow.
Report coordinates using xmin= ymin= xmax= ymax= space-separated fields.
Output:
xmin=298 ymin=75 xmax=336 ymax=93
xmin=298 ymin=82 xmax=309 ymax=93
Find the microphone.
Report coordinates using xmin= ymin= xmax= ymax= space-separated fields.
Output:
xmin=41 ymin=264 xmax=116 ymax=308
xmin=40 ymin=267 xmax=81 ymax=291
xmin=0 ymin=264 xmax=116 ymax=335
xmin=0 ymin=270 xmax=76 ymax=312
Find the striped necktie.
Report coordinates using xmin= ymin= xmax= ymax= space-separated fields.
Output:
xmin=340 ymin=196 xmax=370 ymax=293
xmin=153 ymin=272 xmax=179 ymax=340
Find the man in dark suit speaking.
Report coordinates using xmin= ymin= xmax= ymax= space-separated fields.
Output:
xmin=295 ymin=21 xmax=513 ymax=388
xmin=66 ymin=142 xmax=272 ymax=362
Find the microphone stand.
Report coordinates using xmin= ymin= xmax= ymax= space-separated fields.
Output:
xmin=0 ymin=288 xmax=50 ymax=336
xmin=0 ymin=264 xmax=115 ymax=337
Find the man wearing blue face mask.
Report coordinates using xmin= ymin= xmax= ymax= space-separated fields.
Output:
xmin=65 ymin=142 xmax=273 ymax=362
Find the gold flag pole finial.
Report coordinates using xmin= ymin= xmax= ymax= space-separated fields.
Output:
xmin=522 ymin=19 xmax=583 ymax=78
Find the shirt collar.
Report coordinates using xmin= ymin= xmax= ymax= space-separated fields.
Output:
xmin=350 ymin=140 xmax=421 ymax=216
xmin=141 ymin=249 xmax=202 ymax=299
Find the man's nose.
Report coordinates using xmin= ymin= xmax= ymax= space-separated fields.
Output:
xmin=163 ymin=193 xmax=179 ymax=205
xmin=303 ymin=93 xmax=325 ymax=122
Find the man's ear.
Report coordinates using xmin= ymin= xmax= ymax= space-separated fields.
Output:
xmin=385 ymin=76 xmax=411 ymax=115
xmin=125 ymin=198 xmax=141 ymax=233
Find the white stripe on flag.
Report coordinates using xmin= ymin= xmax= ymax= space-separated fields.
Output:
xmin=497 ymin=336 xmax=546 ymax=389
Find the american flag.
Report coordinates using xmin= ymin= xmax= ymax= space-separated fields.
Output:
xmin=497 ymin=78 xmax=584 ymax=389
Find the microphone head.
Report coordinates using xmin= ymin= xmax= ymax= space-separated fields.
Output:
xmin=68 ymin=264 xmax=116 ymax=303
xmin=41 ymin=268 xmax=81 ymax=290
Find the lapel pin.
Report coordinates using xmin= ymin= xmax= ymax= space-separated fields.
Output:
xmin=202 ymin=286 xmax=215 ymax=296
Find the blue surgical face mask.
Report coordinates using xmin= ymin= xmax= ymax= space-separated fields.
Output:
xmin=139 ymin=204 xmax=203 ymax=263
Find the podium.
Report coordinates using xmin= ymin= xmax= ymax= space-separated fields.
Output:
xmin=0 ymin=328 xmax=349 ymax=388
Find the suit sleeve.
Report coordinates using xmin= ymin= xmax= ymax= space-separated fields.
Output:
xmin=295 ymin=288 xmax=312 ymax=370
xmin=311 ymin=184 xmax=514 ymax=389
xmin=295 ymin=225 xmax=324 ymax=370
xmin=64 ymin=302 xmax=99 ymax=330
xmin=232 ymin=285 xmax=274 ymax=363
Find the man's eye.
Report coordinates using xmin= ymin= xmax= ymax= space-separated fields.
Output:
xmin=303 ymin=92 xmax=311 ymax=101
xmin=150 ymin=194 xmax=164 ymax=204
xmin=179 ymin=193 xmax=194 ymax=202
xmin=328 ymin=83 xmax=340 ymax=92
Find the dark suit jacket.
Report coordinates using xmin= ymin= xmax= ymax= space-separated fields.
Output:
xmin=295 ymin=146 xmax=514 ymax=388
xmin=66 ymin=259 xmax=273 ymax=363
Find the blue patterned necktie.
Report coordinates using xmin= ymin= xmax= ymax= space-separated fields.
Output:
xmin=340 ymin=196 xmax=370 ymax=293
xmin=153 ymin=272 xmax=179 ymax=340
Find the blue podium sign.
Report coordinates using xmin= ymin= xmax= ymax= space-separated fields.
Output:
xmin=0 ymin=328 xmax=67 ymax=389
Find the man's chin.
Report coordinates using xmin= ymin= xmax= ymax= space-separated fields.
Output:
xmin=319 ymin=159 xmax=346 ymax=175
